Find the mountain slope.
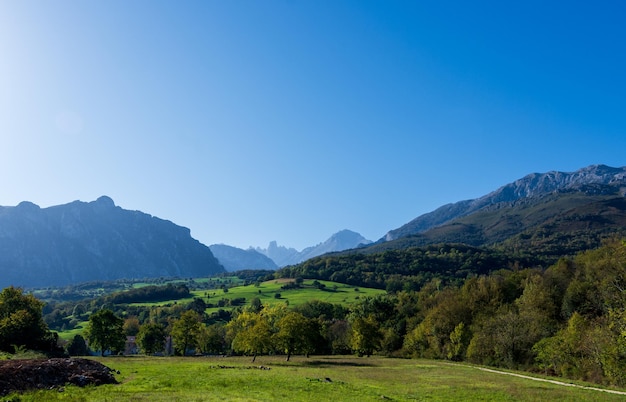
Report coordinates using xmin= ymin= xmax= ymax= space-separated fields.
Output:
xmin=209 ymin=244 xmax=278 ymax=271
xmin=365 ymin=191 xmax=626 ymax=259
xmin=0 ymin=196 xmax=225 ymax=288
xmin=383 ymin=164 xmax=626 ymax=241
xmin=257 ymin=230 xmax=372 ymax=266
xmin=298 ymin=230 xmax=372 ymax=262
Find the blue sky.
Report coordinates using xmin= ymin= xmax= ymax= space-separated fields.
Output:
xmin=1 ymin=1 xmax=625 ymax=250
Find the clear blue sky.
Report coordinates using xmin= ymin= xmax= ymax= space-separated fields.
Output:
xmin=1 ymin=1 xmax=625 ymax=250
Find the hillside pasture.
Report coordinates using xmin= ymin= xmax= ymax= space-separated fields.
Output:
xmin=128 ymin=279 xmax=385 ymax=312
xmin=6 ymin=355 xmax=625 ymax=401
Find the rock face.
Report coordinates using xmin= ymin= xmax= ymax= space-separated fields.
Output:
xmin=383 ymin=164 xmax=626 ymax=241
xmin=209 ymin=244 xmax=278 ymax=271
xmin=0 ymin=196 xmax=225 ymax=288
xmin=257 ymin=230 xmax=372 ymax=267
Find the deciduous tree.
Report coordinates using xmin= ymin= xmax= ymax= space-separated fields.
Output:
xmin=66 ymin=334 xmax=89 ymax=356
xmin=350 ymin=314 xmax=382 ymax=357
xmin=228 ymin=311 xmax=272 ymax=362
xmin=86 ymin=309 xmax=125 ymax=356
xmin=171 ymin=310 xmax=201 ymax=355
xmin=136 ymin=323 xmax=166 ymax=355
xmin=275 ymin=311 xmax=317 ymax=361
xmin=0 ymin=286 xmax=60 ymax=355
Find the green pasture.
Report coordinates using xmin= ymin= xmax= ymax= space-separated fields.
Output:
xmin=57 ymin=322 xmax=88 ymax=341
xmin=130 ymin=277 xmax=243 ymax=289
xmin=7 ymin=355 xmax=626 ymax=401
xmin=56 ymin=279 xmax=385 ymax=341
xmin=129 ymin=279 xmax=386 ymax=312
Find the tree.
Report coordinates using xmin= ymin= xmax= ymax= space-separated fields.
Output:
xmin=196 ymin=323 xmax=226 ymax=355
xmin=187 ymin=298 xmax=207 ymax=315
xmin=350 ymin=314 xmax=382 ymax=357
xmin=123 ymin=316 xmax=141 ymax=336
xmin=274 ymin=311 xmax=317 ymax=361
xmin=447 ymin=322 xmax=470 ymax=361
xmin=249 ymin=297 xmax=263 ymax=313
xmin=72 ymin=303 xmax=87 ymax=320
xmin=171 ymin=310 xmax=201 ymax=355
xmin=0 ymin=286 xmax=60 ymax=354
xmin=66 ymin=334 xmax=89 ymax=356
xmin=136 ymin=323 xmax=166 ymax=355
xmin=227 ymin=309 xmax=276 ymax=362
xmin=86 ymin=309 xmax=125 ymax=356
xmin=327 ymin=320 xmax=352 ymax=354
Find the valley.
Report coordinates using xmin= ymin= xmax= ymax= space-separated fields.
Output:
xmin=2 ymin=164 xmax=626 ymax=395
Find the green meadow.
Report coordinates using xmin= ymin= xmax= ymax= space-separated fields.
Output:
xmin=56 ymin=279 xmax=385 ymax=341
xmin=7 ymin=355 xmax=626 ymax=401
xmin=129 ymin=279 xmax=386 ymax=312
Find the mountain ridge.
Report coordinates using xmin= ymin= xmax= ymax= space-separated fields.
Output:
xmin=0 ymin=196 xmax=225 ymax=288
xmin=383 ymin=164 xmax=626 ymax=241
xmin=209 ymin=244 xmax=278 ymax=271
xmin=256 ymin=229 xmax=372 ymax=267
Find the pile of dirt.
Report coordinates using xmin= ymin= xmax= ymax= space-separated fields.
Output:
xmin=0 ymin=358 xmax=118 ymax=396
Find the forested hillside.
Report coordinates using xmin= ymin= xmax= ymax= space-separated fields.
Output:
xmin=276 ymin=244 xmax=537 ymax=291
xmin=362 ymin=192 xmax=626 ymax=263
xmin=400 ymin=239 xmax=626 ymax=385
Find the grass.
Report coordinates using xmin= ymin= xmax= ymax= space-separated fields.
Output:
xmin=6 ymin=355 xmax=625 ymax=401
xmin=57 ymin=322 xmax=88 ymax=341
xmin=128 ymin=279 xmax=386 ymax=312
xmin=56 ymin=279 xmax=385 ymax=340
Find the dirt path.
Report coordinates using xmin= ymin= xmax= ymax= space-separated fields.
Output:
xmin=474 ymin=366 xmax=626 ymax=396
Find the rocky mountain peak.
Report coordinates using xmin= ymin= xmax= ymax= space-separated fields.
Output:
xmin=0 ymin=197 xmax=225 ymax=288
xmin=384 ymin=164 xmax=626 ymax=241
xmin=257 ymin=230 xmax=373 ymax=267
xmin=94 ymin=195 xmax=116 ymax=208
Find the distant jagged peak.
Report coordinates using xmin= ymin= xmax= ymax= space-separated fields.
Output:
xmin=257 ymin=230 xmax=373 ymax=267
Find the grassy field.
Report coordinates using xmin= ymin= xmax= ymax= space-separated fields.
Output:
xmin=56 ymin=279 xmax=385 ymax=341
xmin=7 ymin=355 xmax=626 ymax=401
xmin=129 ymin=279 xmax=386 ymax=312
xmin=57 ymin=324 xmax=88 ymax=341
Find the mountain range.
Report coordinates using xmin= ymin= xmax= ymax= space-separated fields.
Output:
xmin=209 ymin=244 xmax=278 ymax=271
xmin=383 ymin=164 xmax=626 ymax=241
xmin=364 ymin=164 xmax=626 ymax=261
xmin=2 ymin=164 xmax=625 ymax=289
xmin=0 ymin=196 xmax=224 ymax=288
xmin=255 ymin=229 xmax=372 ymax=267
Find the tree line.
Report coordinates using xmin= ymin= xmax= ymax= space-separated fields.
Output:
xmin=2 ymin=239 xmax=625 ymax=387
xmin=277 ymin=244 xmax=538 ymax=291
